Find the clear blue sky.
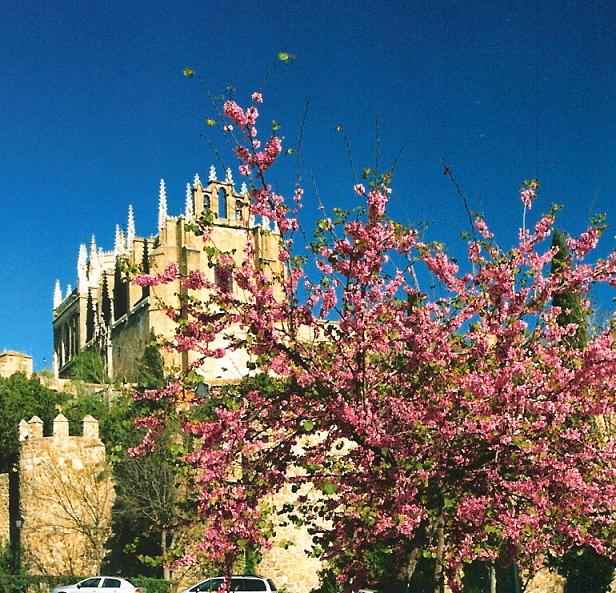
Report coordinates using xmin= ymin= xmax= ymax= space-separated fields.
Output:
xmin=1 ymin=0 xmax=615 ymax=370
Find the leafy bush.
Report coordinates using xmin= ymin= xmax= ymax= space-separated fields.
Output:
xmin=132 ymin=577 xmax=172 ymax=593
xmin=0 ymin=576 xmax=170 ymax=593
xmin=0 ymin=575 xmax=82 ymax=593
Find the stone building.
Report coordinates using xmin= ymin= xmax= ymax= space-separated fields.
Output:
xmin=8 ymin=414 xmax=114 ymax=575
xmin=0 ymin=350 xmax=33 ymax=378
xmin=52 ymin=166 xmax=283 ymax=383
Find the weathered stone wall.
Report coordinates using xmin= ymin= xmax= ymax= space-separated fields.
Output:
xmin=0 ymin=473 xmax=9 ymax=547
xmin=257 ymin=484 xmax=324 ymax=593
xmin=18 ymin=414 xmax=115 ymax=576
xmin=0 ymin=351 xmax=33 ymax=378
xmin=526 ymin=569 xmax=566 ymax=593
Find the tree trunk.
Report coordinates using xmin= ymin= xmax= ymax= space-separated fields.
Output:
xmin=405 ymin=547 xmax=422 ymax=591
xmin=490 ymin=563 xmax=497 ymax=593
xmin=162 ymin=527 xmax=171 ymax=581
xmin=433 ymin=520 xmax=445 ymax=593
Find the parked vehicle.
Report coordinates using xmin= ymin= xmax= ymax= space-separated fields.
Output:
xmin=51 ymin=577 xmax=140 ymax=593
xmin=179 ymin=576 xmax=277 ymax=593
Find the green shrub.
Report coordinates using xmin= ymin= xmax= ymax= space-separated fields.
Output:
xmin=132 ymin=577 xmax=172 ymax=593
xmin=0 ymin=576 xmax=170 ymax=593
xmin=0 ymin=575 xmax=82 ymax=593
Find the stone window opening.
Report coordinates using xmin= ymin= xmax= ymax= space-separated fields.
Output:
xmin=234 ymin=199 xmax=243 ymax=221
xmin=218 ymin=188 xmax=227 ymax=219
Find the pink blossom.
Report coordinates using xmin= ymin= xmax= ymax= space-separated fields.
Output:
xmin=366 ymin=189 xmax=388 ymax=222
xmin=474 ymin=218 xmax=494 ymax=239
xmin=567 ymin=227 xmax=600 ymax=258
xmin=520 ymin=188 xmax=536 ymax=210
xmin=251 ymin=91 xmax=263 ymax=103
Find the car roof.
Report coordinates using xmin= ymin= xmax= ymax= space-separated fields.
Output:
xmin=200 ymin=577 xmax=268 ymax=580
xmin=80 ymin=578 xmax=133 ymax=583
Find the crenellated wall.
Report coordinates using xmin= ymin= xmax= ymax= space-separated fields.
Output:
xmin=17 ymin=414 xmax=115 ymax=575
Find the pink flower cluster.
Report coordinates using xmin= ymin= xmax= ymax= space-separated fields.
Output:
xmin=223 ymin=100 xmax=259 ymax=128
xmin=520 ymin=187 xmax=536 ymax=210
xmin=134 ymin=262 xmax=179 ymax=286
xmin=474 ymin=217 xmax=494 ymax=239
xmin=568 ymin=226 xmax=600 ymax=258
xmin=235 ymin=135 xmax=281 ymax=172
xmin=367 ymin=189 xmax=388 ymax=222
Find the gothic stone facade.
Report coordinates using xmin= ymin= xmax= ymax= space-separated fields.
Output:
xmin=52 ymin=167 xmax=283 ymax=384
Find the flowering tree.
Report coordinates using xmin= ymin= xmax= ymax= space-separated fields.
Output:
xmin=136 ymin=90 xmax=616 ymax=592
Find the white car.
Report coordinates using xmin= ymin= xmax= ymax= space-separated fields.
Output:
xmin=179 ymin=576 xmax=277 ymax=593
xmin=51 ymin=577 xmax=140 ymax=593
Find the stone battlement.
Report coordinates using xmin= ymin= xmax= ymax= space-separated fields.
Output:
xmin=18 ymin=414 xmax=99 ymax=441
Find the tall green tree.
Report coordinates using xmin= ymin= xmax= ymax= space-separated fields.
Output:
xmin=67 ymin=350 xmax=109 ymax=384
xmin=0 ymin=373 xmax=64 ymax=472
xmin=137 ymin=339 xmax=166 ymax=391
xmin=550 ymin=229 xmax=588 ymax=347
xmin=550 ymin=230 xmax=615 ymax=593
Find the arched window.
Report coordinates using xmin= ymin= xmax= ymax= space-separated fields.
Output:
xmin=218 ymin=188 xmax=227 ymax=219
xmin=234 ymin=199 xmax=243 ymax=221
xmin=204 ymin=193 xmax=211 ymax=210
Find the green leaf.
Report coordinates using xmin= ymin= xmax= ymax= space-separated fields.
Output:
xmin=285 ymin=147 xmax=294 ymax=155
xmin=302 ymin=420 xmax=315 ymax=432
xmin=183 ymin=67 xmax=194 ymax=78
xmin=321 ymin=482 xmax=337 ymax=495
xmin=272 ymin=120 xmax=282 ymax=131
xmin=206 ymin=117 xmax=217 ymax=127
xmin=278 ymin=51 xmax=289 ymax=62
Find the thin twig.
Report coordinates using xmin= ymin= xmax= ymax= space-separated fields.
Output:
xmin=441 ymin=160 xmax=477 ymax=244
xmin=375 ymin=113 xmax=381 ymax=175
xmin=295 ymin=98 xmax=312 ymax=186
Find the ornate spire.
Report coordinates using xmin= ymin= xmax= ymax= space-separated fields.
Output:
xmin=114 ymin=225 xmax=123 ymax=255
xmin=208 ymin=164 xmax=217 ymax=182
xmin=185 ymin=183 xmax=193 ymax=222
xmin=89 ymin=235 xmax=97 ymax=263
xmin=78 ymin=243 xmax=87 ymax=270
xmin=158 ymin=179 xmax=168 ymax=230
xmin=193 ymin=173 xmax=201 ymax=187
xmin=262 ymin=215 xmax=271 ymax=230
xmin=77 ymin=243 xmax=88 ymax=294
xmin=89 ymin=235 xmax=101 ymax=285
xmin=127 ymin=205 xmax=135 ymax=247
xmin=225 ymin=167 xmax=234 ymax=185
xmin=240 ymin=182 xmax=248 ymax=195
xmin=53 ymin=280 xmax=62 ymax=309
xmin=65 ymin=284 xmax=72 ymax=299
